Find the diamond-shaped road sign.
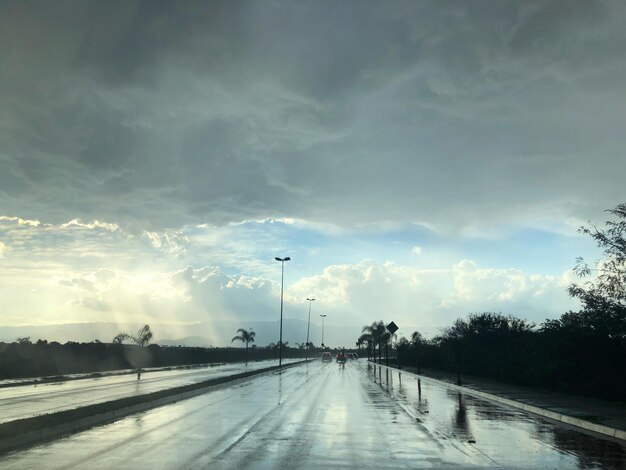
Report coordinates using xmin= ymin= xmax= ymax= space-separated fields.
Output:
xmin=386 ymin=321 xmax=398 ymax=334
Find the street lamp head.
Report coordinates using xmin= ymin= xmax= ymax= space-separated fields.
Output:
xmin=284 ymin=257 xmax=291 ymax=261
xmin=307 ymin=297 xmax=315 ymax=302
xmin=320 ymin=314 xmax=327 ymax=318
xmin=275 ymin=257 xmax=282 ymax=261
xmin=275 ymin=256 xmax=291 ymax=262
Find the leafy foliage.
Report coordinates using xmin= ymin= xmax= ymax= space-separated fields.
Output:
xmin=231 ymin=328 xmax=256 ymax=363
xmin=231 ymin=328 xmax=256 ymax=346
xmin=570 ymin=202 xmax=626 ymax=306
xmin=559 ymin=203 xmax=626 ymax=340
xmin=361 ymin=321 xmax=387 ymax=361
xmin=112 ymin=324 xmax=153 ymax=347
xmin=112 ymin=333 xmax=129 ymax=344
xmin=134 ymin=324 xmax=153 ymax=347
xmin=378 ymin=309 xmax=626 ymax=402
xmin=0 ymin=341 xmax=312 ymax=379
xmin=437 ymin=313 xmax=535 ymax=341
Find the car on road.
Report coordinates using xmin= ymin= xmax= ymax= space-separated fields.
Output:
xmin=336 ymin=352 xmax=347 ymax=363
xmin=321 ymin=352 xmax=332 ymax=362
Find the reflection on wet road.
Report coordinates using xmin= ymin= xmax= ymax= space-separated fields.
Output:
xmin=371 ymin=363 xmax=626 ymax=469
xmin=1 ymin=360 xmax=625 ymax=469
xmin=0 ymin=359 xmax=299 ymax=424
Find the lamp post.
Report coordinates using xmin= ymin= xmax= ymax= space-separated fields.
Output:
xmin=275 ymin=256 xmax=291 ymax=367
xmin=305 ymin=297 xmax=315 ymax=361
xmin=320 ymin=314 xmax=327 ymax=349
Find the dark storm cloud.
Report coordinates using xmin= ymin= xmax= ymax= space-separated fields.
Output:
xmin=1 ymin=0 xmax=625 ymax=230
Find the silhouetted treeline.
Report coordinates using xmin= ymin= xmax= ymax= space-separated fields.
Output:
xmin=0 ymin=340 xmax=312 ymax=380
xmin=361 ymin=310 xmax=626 ymax=402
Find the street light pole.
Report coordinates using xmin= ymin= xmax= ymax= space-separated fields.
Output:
xmin=306 ymin=297 xmax=315 ymax=362
xmin=320 ymin=314 xmax=327 ymax=349
xmin=275 ymin=256 xmax=291 ymax=368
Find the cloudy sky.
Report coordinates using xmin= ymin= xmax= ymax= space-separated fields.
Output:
xmin=1 ymin=1 xmax=624 ymax=344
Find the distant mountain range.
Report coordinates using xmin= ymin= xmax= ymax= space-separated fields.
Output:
xmin=0 ymin=319 xmax=363 ymax=349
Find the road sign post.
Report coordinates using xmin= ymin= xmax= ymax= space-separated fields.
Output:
xmin=386 ymin=321 xmax=399 ymax=369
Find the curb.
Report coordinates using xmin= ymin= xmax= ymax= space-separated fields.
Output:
xmin=0 ymin=360 xmax=306 ymax=455
xmin=368 ymin=361 xmax=626 ymax=443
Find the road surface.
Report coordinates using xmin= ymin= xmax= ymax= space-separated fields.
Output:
xmin=1 ymin=360 xmax=625 ymax=469
xmin=0 ymin=359 xmax=299 ymax=424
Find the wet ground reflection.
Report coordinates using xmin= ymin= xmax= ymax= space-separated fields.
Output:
xmin=366 ymin=363 xmax=626 ymax=469
xmin=452 ymin=393 xmax=474 ymax=442
xmin=3 ymin=362 xmax=626 ymax=469
xmin=535 ymin=423 xmax=626 ymax=470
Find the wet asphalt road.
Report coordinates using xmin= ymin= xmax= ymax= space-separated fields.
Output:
xmin=2 ymin=360 xmax=625 ymax=469
xmin=0 ymin=359 xmax=299 ymax=424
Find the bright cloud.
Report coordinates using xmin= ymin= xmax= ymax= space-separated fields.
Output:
xmin=288 ymin=259 xmax=575 ymax=330
xmin=143 ymin=230 xmax=189 ymax=257
xmin=60 ymin=219 xmax=119 ymax=231
xmin=0 ymin=217 xmax=42 ymax=227
xmin=0 ymin=215 xmax=581 ymax=335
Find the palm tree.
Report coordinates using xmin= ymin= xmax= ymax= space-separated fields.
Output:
xmin=361 ymin=321 xmax=386 ymax=362
xmin=112 ymin=324 xmax=153 ymax=347
xmin=382 ymin=330 xmax=391 ymax=365
xmin=112 ymin=332 xmax=130 ymax=344
xmin=357 ymin=333 xmax=371 ymax=358
xmin=231 ymin=328 xmax=256 ymax=364
xmin=360 ymin=326 xmax=374 ymax=360
xmin=134 ymin=324 xmax=153 ymax=347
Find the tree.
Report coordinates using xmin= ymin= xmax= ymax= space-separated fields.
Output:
xmin=112 ymin=333 xmax=130 ymax=344
xmin=570 ymin=203 xmax=626 ymax=306
xmin=543 ymin=299 xmax=626 ymax=339
xmin=411 ymin=331 xmax=424 ymax=344
xmin=231 ymin=328 xmax=256 ymax=363
xmin=396 ymin=337 xmax=410 ymax=348
xmin=563 ymin=203 xmax=626 ymax=339
xmin=357 ymin=333 xmax=371 ymax=358
xmin=382 ymin=330 xmax=391 ymax=366
xmin=361 ymin=321 xmax=386 ymax=362
xmin=437 ymin=313 xmax=535 ymax=385
xmin=411 ymin=330 xmax=425 ymax=374
xmin=112 ymin=324 xmax=153 ymax=347
xmin=134 ymin=324 xmax=153 ymax=347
